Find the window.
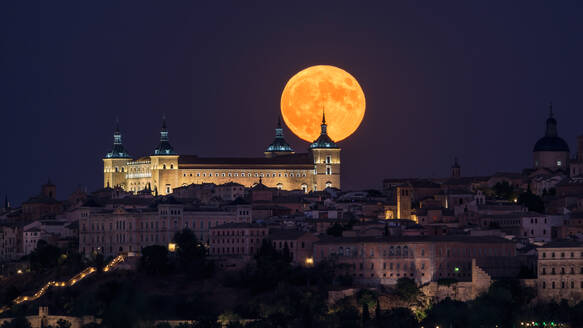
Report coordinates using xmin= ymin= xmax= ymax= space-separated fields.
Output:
xmin=326 ymin=166 xmax=331 ymax=175
xmin=326 ymin=155 xmax=331 ymax=164
xmin=557 ymin=160 xmax=562 ymax=167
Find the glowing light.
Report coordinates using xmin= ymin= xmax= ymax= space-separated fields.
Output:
xmin=168 ymin=243 xmax=177 ymax=252
xmin=281 ymin=65 xmax=366 ymax=142
xmin=305 ymin=257 xmax=314 ymax=265
xmin=454 ymin=267 xmax=460 ymax=272
xmin=16 ymin=269 xmax=22 ymax=274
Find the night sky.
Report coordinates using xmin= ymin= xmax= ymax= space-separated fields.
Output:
xmin=2 ymin=1 xmax=583 ymax=205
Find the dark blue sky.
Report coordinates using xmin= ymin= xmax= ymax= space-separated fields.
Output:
xmin=2 ymin=1 xmax=583 ymax=205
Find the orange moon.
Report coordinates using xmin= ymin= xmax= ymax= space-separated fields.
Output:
xmin=280 ymin=65 xmax=366 ymax=143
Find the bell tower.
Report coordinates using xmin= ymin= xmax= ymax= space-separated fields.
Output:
xmin=309 ymin=110 xmax=341 ymax=191
xmin=103 ymin=119 xmax=132 ymax=189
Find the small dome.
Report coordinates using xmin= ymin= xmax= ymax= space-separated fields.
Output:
xmin=265 ymin=118 xmax=293 ymax=153
xmin=533 ymin=136 xmax=569 ymax=152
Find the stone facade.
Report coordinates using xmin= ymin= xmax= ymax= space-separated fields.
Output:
xmin=313 ymin=235 xmax=516 ymax=286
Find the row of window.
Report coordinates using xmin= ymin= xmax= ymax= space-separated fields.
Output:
xmin=542 ymin=281 xmax=582 ymax=289
xmin=83 ymin=218 xmax=244 ymax=232
xmin=212 ymin=230 xmax=266 ymax=237
xmin=182 ymin=171 xmax=309 ymax=178
xmin=541 ymin=251 xmax=583 ymax=259
xmin=541 ymin=267 xmax=583 ymax=275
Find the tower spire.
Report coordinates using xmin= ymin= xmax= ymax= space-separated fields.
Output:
xmin=153 ymin=114 xmax=176 ymax=155
xmin=322 ymin=107 xmax=326 ymax=124
xmin=105 ymin=118 xmax=131 ymax=158
xmin=549 ymin=101 xmax=554 ymax=118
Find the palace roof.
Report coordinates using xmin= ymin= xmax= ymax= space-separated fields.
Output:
xmin=178 ymin=153 xmax=314 ymax=169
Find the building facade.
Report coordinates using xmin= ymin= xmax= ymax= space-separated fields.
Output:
xmin=79 ymin=201 xmax=252 ymax=257
xmin=103 ymin=115 xmax=341 ymax=195
xmin=313 ymin=235 xmax=516 ymax=286
xmin=536 ymin=241 xmax=583 ymax=303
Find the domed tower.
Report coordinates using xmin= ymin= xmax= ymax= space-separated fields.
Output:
xmin=103 ymin=119 xmax=132 ymax=189
xmin=151 ymin=115 xmax=179 ymax=195
xmin=309 ymin=110 xmax=341 ymax=191
xmin=264 ymin=117 xmax=294 ymax=158
xmin=533 ymin=103 xmax=570 ymax=171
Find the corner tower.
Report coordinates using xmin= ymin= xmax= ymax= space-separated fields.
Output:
xmin=150 ymin=115 xmax=179 ymax=195
xmin=533 ymin=103 xmax=570 ymax=171
xmin=103 ymin=119 xmax=132 ymax=189
xmin=309 ymin=111 xmax=341 ymax=191
xmin=265 ymin=117 xmax=294 ymax=158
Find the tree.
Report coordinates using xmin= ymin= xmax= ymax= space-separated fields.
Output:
xmin=29 ymin=240 xmax=63 ymax=271
xmin=173 ymin=228 xmax=210 ymax=277
xmin=326 ymin=223 xmax=345 ymax=237
xmin=362 ymin=302 xmax=370 ymax=324
xmin=422 ymin=298 xmax=469 ymax=328
xmin=56 ymin=319 xmax=72 ymax=328
xmin=140 ymin=245 xmax=170 ymax=275
xmin=0 ymin=316 xmax=32 ymax=328
xmin=381 ymin=308 xmax=418 ymax=328
xmin=395 ymin=278 xmax=420 ymax=303
xmin=493 ymin=181 xmax=516 ymax=201
xmin=518 ymin=188 xmax=545 ymax=213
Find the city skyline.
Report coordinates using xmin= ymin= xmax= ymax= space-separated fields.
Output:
xmin=2 ymin=2 xmax=583 ymax=205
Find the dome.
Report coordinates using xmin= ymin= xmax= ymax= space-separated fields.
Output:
xmin=310 ymin=112 xmax=338 ymax=149
xmin=533 ymin=136 xmax=569 ymax=152
xmin=533 ymin=106 xmax=569 ymax=153
xmin=265 ymin=118 xmax=294 ymax=153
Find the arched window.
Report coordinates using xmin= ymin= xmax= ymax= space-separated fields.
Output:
xmin=276 ymin=183 xmax=283 ymax=190
xmin=170 ymin=164 xmax=174 ymax=169
xmin=389 ymin=246 xmax=394 ymax=256
xmin=403 ymin=246 xmax=408 ymax=257
xmin=396 ymin=246 xmax=401 ymax=256
xmin=301 ymin=184 xmax=308 ymax=193
xmin=163 ymin=164 xmax=166 ymax=169
xmin=326 ymin=181 xmax=332 ymax=189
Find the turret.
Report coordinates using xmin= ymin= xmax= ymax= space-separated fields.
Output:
xmin=265 ymin=116 xmax=294 ymax=158
xmin=309 ymin=110 xmax=341 ymax=191
xmin=103 ymin=119 xmax=132 ymax=189
xmin=150 ymin=115 xmax=179 ymax=195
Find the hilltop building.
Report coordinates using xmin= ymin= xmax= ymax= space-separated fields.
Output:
xmin=103 ymin=114 xmax=341 ymax=195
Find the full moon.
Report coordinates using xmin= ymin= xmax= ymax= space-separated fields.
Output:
xmin=281 ymin=65 xmax=366 ymax=143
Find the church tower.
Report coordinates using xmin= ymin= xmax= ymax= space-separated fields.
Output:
xmin=150 ymin=115 xmax=179 ymax=195
xmin=533 ymin=103 xmax=570 ymax=171
xmin=103 ymin=119 xmax=132 ymax=189
xmin=264 ymin=117 xmax=294 ymax=158
xmin=309 ymin=110 xmax=341 ymax=191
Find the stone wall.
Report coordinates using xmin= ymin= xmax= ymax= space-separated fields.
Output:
xmin=422 ymin=259 xmax=492 ymax=302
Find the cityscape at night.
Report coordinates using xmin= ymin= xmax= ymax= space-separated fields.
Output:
xmin=2 ymin=2 xmax=583 ymax=328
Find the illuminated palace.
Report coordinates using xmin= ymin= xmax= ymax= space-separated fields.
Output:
xmin=103 ymin=114 xmax=340 ymax=195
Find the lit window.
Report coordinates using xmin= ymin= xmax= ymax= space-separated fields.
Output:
xmin=557 ymin=160 xmax=562 ymax=167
